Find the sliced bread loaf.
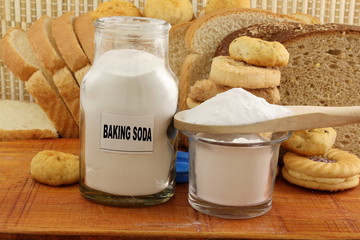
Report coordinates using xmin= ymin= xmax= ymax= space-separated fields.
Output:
xmin=27 ymin=15 xmax=80 ymax=125
xmin=0 ymin=100 xmax=58 ymax=141
xmin=0 ymin=28 xmax=79 ymax=138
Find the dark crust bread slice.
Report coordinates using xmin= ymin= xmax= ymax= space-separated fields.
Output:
xmin=215 ymin=22 xmax=360 ymax=57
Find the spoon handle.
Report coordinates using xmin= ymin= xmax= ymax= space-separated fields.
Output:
xmin=174 ymin=106 xmax=360 ymax=134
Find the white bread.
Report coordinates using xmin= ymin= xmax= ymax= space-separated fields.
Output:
xmin=279 ymin=30 xmax=360 ymax=156
xmin=0 ymin=28 xmax=79 ymax=138
xmin=52 ymin=11 xmax=90 ymax=75
xmin=74 ymin=12 xmax=95 ymax=63
xmin=0 ymin=28 xmax=41 ymax=81
xmin=179 ymin=8 xmax=303 ymax=111
xmin=27 ymin=16 xmax=80 ymax=125
xmin=74 ymin=64 xmax=91 ymax=85
xmin=288 ymin=13 xmax=321 ymax=24
xmin=25 ymin=71 xmax=79 ymax=138
xmin=27 ymin=15 xmax=66 ymax=74
xmin=0 ymin=100 xmax=58 ymax=141
xmin=169 ymin=21 xmax=193 ymax=79
xmin=53 ymin=67 xmax=80 ymax=125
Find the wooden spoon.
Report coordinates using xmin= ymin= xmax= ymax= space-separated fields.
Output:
xmin=174 ymin=105 xmax=360 ymax=134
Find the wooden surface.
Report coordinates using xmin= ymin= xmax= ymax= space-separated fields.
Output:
xmin=0 ymin=138 xmax=360 ymax=240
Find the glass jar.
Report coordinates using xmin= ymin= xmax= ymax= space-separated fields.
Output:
xmin=79 ymin=17 xmax=178 ymax=206
xmin=186 ymin=131 xmax=291 ymax=219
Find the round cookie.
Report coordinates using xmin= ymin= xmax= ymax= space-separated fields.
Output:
xmin=209 ymin=56 xmax=281 ymax=89
xmin=282 ymin=148 xmax=360 ymax=191
xmin=189 ymin=79 xmax=280 ymax=104
xmin=281 ymin=128 xmax=337 ymax=156
xmin=229 ymin=36 xmax=289 ymax=67
xmin=144 ymin=0 xmax=194 ymax=25
xmin=30 ymin=150 xmax=80 ymax=186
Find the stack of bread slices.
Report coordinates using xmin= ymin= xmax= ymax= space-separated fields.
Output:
xmin=0 ymin=11 xmax=95 ymax=140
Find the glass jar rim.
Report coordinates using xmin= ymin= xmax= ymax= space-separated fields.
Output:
xmin=186 ymin=131 xmax=291 ymax=147
xmin=95 ymin=16 xmax=171 ymax=31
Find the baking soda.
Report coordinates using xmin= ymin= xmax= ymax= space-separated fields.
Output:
xmin=81 ymin=49 xmax=178 ymax=196
xmin=183 ymin=88 xmax=292 ymax=125
xmin=190 ymin=134 xmax=275 ymax=206
xmin=186 ymin=88 xmax=289 ymax=208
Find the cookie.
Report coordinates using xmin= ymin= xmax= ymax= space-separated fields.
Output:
xmin=282 ymin=148 xmax=360 ymax=191
xmin=188 ymin=79 xmax=231 ymax=102
xmin=229 ymin=36 xmax=289 ymax=67
xmin=186 ymin=97 xmax=201 ymax=109
xmin=281 ymin=128 xmax=337 ymax=156
xmin=209 ymin=56 xmax=281 ymax=89
xmin=30 ymin=150 xmax=79 ymax=186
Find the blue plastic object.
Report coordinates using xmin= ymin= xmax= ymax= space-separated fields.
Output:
xmin=175 ymin=151 xmax=189 ymax=183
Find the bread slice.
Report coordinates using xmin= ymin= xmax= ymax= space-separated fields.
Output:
xmin=52 ymin=11 xmax=90 ymax=75
xmin=0 ymin=100 xmax=58 ymax=141
xmin=74 ymin=12 xmax=95 ymax=63
xmin=74 ymin=64 xmax=91 ymax=85
xmin=279 ymin=30 xmax=360 ymax=156
xmin=215 ymin=22 xmax=360 ymax=57
xmin=169 ymin=21 xmax=193 ymax=79
xmin=179 ymin=8 xmax=303 ymax=111
xmin=27 ymin=15 xmax=80 ymax=125
xmin=26 ymin=71 xmax=79 ymax=138
xmin=53 ymin=67 xmax=80 ymax=125
xmin=185 ymin=8 xmax=302 ymax=54
xmin=27 ymin=15 xmax=66 ymax=74
xmin=0 ymin=28 xmax=41 ymax=81
xmin=288 ymin=13 xmax=321 ymax=24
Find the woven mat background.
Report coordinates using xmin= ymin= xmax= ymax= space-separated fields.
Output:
xmin=1 ymin=0 xmax=360 ymax=101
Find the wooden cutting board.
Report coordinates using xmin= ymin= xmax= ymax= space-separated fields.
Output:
xmin=0 ymin=138 xmax=359 ymax=239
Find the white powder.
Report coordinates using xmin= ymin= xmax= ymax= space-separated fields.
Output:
xmin=186 ymin=88 xmax=289 ymax=207
xmin=81 ymin=49 xmax=178 ymax=196
xmin=191 ymin=138 xmax=275 ymax=206
xmin=183 ymin=88 xmax=292 ymax=125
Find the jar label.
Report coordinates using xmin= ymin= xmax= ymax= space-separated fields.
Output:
xmin=100 ymin=113 xmax=154 ymax=153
